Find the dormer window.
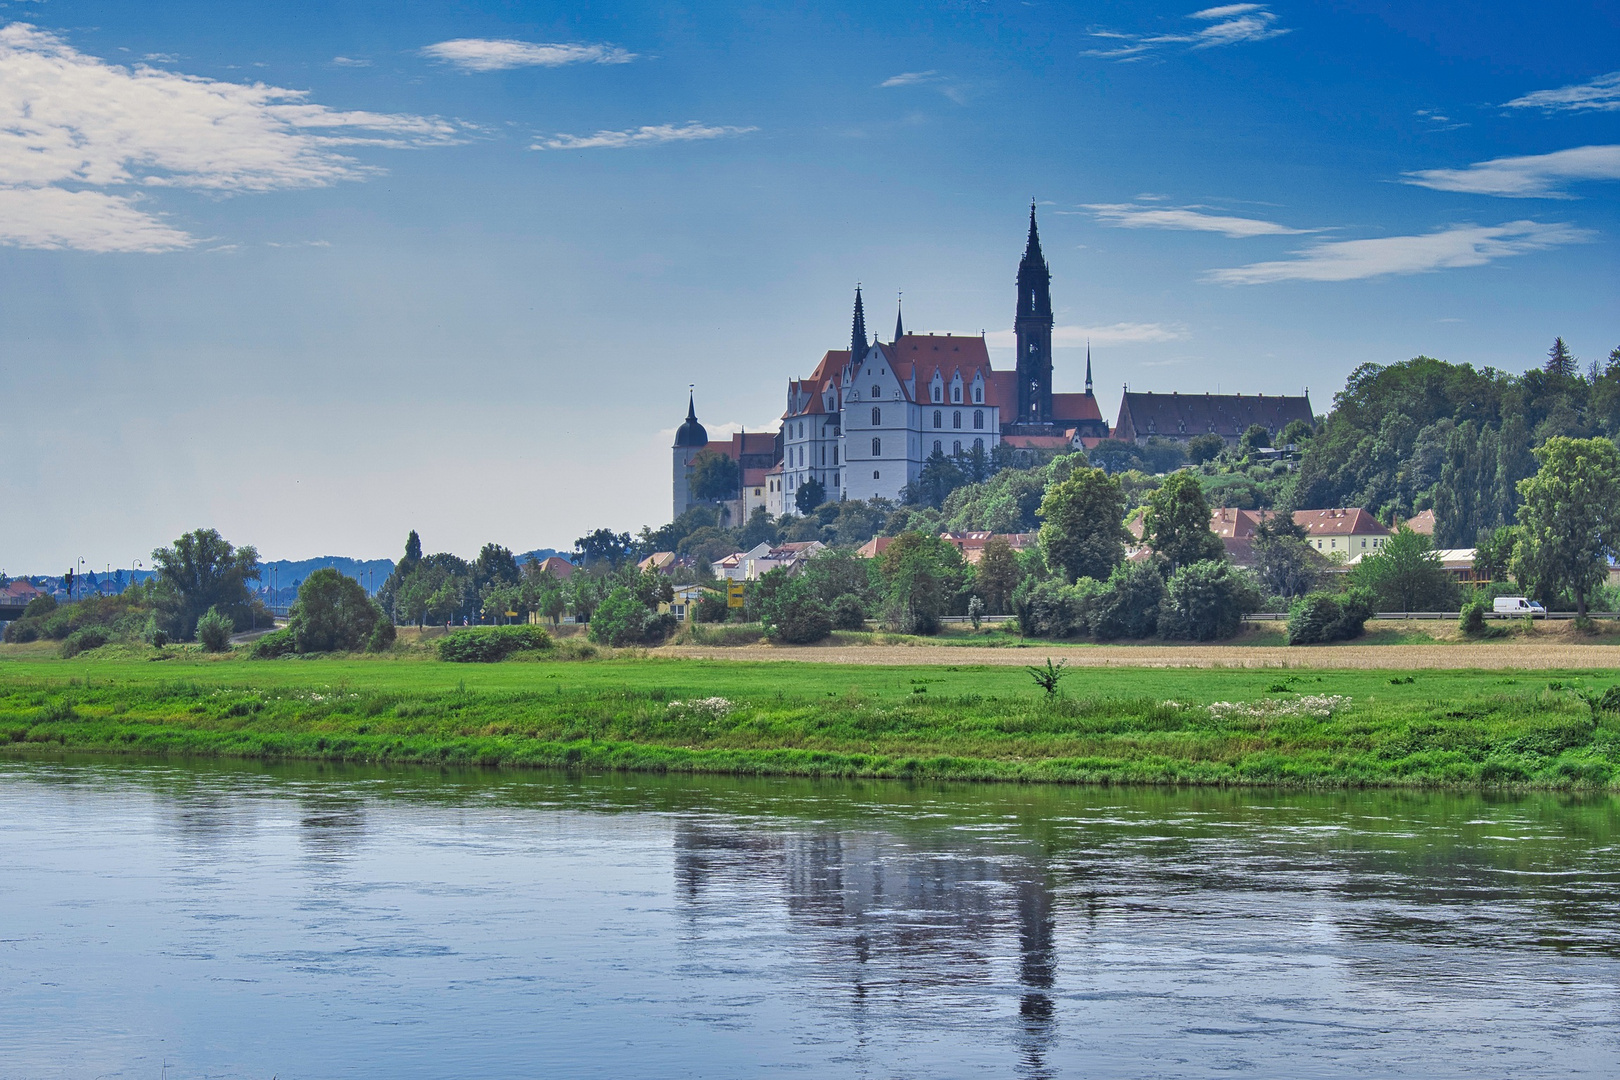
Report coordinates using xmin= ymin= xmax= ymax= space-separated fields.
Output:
xmin=951 ymin=385 xmax=962 ymax=404
xmin=932 ymin=384 xmax=942 ymax=403
xmin=972 ymin=385 xmax=982 ymax=404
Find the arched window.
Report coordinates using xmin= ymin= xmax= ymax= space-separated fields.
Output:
xmin=933 ymin=410 xmax=942 ymax=428
xmin=933 ymin=440 xmax=942 ymax=454
xmin=872 ymin=438 xmax=882 ymax=456
xmin=974 ymin=438 xmax=984 ymax=452
xmin=872 ymin=406 xmax=881 ymax=426
xmin=953 ymin=440 xmax=962 ymax=456
xmin=973 ymin=410 xmax=984 ymax=429
xmin=952 ymin=411 xmax=962 ymax=429
xmin=932 ymin=385 xmax=942 ymax=403
xmin=872 ymin=385 xmax=881 ymax=398
xmin=952 ymin=385 xmax=962 ymax=403
xmin=832 ymin=447 xmax=838 ymax=465
xmin=973 ymin=386 xmax=982 ymax=403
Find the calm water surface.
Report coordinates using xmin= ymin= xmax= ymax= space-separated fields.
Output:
xmin=2 ymin=758 xmax=1618 ymax=1079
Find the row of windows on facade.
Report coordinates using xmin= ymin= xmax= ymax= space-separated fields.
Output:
xmin=1314 ymin=536 xmax=1385 ymax=551
xmin=857 ymin=407 xmax=986 ymax=429
xmin=780 ymin=434 xmax=990 ymax=491
xmin=928 ymin=383 xmax=982 ymax=404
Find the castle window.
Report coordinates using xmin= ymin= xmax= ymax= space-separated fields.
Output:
xmin=832 ymin=447 xmax=838 ymax=465
xmin=952 ymin=385 xmax=962 ymax=403
xmin=932 ymin=384 xmax=942 ymax=403
xmin=953 ymin=411 xmax=962 ymax=429
xmin=953 ymin=440 xmax=962 ymax=456
xmin=973 ymin=386 xmax=982 ymax=404
xmin=833 ymin=471 xmax=838 ymax=486
xmin=872 ymin=406 xmax=881 ymax=426
xmin=974 ymin=438 xmax=984 ymax=452
xmin=873 ymin=470 xmax=880 ymax=479
xmin=933 ymin=410 xmax=942 ymax=428
xmin=933 ymin=440 xmax=942 ymax=454
xmin=872 ymin=385 xmax=881 ymax=398
xmin=973 ymin=410 xmax=983 ymax=429
xmin=872 ymin=438 xmax=881 ymax=456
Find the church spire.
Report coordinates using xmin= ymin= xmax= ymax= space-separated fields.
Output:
xmin=1086 ymin=342 xmax=1093 ymax=394
xmin=850 ymin=285 xmax=869 ymax=359
xmin=893 ymin=293 xmax=904 ymax=343
xmin=1021 ymin=200 xmax=1044 ymax=269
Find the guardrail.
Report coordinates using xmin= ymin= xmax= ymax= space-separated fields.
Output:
xmin=1243 ymin=610 xmax=1620 ymax=622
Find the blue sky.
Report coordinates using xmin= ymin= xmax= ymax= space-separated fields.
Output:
xmin=1 ymin=0 xmax=1616 ymax=570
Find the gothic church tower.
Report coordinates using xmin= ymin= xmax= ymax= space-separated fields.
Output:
xmin=1013 ymin=203 xmax=1054 ymax=429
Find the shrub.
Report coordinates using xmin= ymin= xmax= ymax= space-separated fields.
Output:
xmin=830 ymin=594 xmax=867 ymax=631
xmin=765 ymin=586 xmax=832 ymax=645
xmin=1459 ymin=598 xmax=1488 ymax=638
xmin=249 ymin=629 xmax=297 ymax=659
xmin=289 ymin=568 xmax=384 ymax=653
xmin=195 ymin=606 xmax=235 ymax=652
xmin=1157 ymin=560 xmax=1261 ymax=641
xmin=438 ymin=625 xmax=553 ymax=662
xmin=1089 ymin=561 xmax=1166 ymax=641
xmin=22 ymin=594 xmax=57 ymax=619
xmin=1014 ymin=577 xmax=1095 ymax=640
xmin=3 ymin=619 xmax=39 ymax=643
xmin=1286 ymin=590 xmax=1373 ymax=645
xmin=694 ymin=591 xmax=731 ymax=623
xmin=588 ymin=586 xmax=654 ymax=647
xmin=145 ymin=614 xmax=169 ymax=648
xmin=60 ymin=627 xmax=110 ymax=658
xmin=366 ymin=619 xmax=397 ymax=652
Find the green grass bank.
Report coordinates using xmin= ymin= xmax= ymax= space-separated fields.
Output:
xmin=2 ymin=648 xmax=1619 ymax=788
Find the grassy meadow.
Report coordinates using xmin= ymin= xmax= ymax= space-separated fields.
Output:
xmin=3 ymin=639 xmax=1620 ymax=788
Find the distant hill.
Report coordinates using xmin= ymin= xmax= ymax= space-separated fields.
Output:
xmin=518 ymin=548 xmax=566 ymax=564
xmin=261 ymin=556 xmax=395 ymax=599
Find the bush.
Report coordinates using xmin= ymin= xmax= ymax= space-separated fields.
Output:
xmin=1158 ymin=560 xmax=1261 ymax=641
xmin=3 ymin=619 xmax=39 ymax=643
xmin=289 ymin=568 xmax=385 ymax=653
xmin=249 ymin=628 xmax=296 ymax=659
xmin=1459 ymin=598 xmax=1488 ymax=638
xmin=438 ymin=625 xmax=553 ymax=662
xmin=367 ymin=619 xmax=397 ymax=652
xmin=764 ymin=584 xmax=832 ymax=645
xmin=1287 ymin=590 xmax=1373 ymax=645
xmin=588 ymin=586 xmax=654 ymax=647
xmin=1014 ymin=577 xmax=1096 ymax=640
xmin=22 ymin=594 xmax=57 ymax=619
xmin=59 ymin=627 xmax=110 ymax=658
xmin=694 ymin=591 xmax=731 ymax=623
xmin=1089 ymin=561 xmax=1166 ymax=641
xmin=195 ymin=606 xmax=235 ymax=652
xmin=145 ymin=614 xmax=169 ymax=648
xmin=830 ymin=594 xmax=868 ymax=631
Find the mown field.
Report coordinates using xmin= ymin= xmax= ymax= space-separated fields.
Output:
xmin=3 ymin=643 xmax=1620 ymax=788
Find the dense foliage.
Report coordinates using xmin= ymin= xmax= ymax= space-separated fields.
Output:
xmin=437 ymin=625 xmax=553 ymax=662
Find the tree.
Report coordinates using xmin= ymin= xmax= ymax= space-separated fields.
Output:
xmin=878 ymin=532 xmax=965 ymax=635
xmin=795 ymin=476 xmax=827 ymax=514
xmin=690 ymin=449 xmax=741 ymax=503
xmin=1353 ymin=526 xmax=1457 ymax=612
xmin=1546 ymin=337 xmax=1578 ymax=380
xmin=1157 ymin=560 xmax=1261 ymax=641
xmin=1252 ymin=527 xmax=1318 ymax=599
xmin=150 ymin=528 xmax=261 ymax=641
xmin=757 ymin=572 xmax=832 ymax=644
xmin=588 ymin=586 xmax=653 ymax=646
xmin=1513 ymin=436 xmax=1620 ymax=618
xmin=1037 ymin=467 xmax=1128 ymax=582
xmin=1187 ymin=433 xmax=1225 ymax=465
xmin=574 ymin=528 xmax=636 ymax=570
xmin=195 ymin=606 xmax=234 ymax=652
xmin=1472 ymin=525 xmax=1518 ymax=582
xmin=473 ymin=544 xmax=521 ymax=592
xmin=1143 ymin=472 xmax=1225 ymax=571
xmin=904 ymin=450 xmax=966 ymax=508
xmin=1239 ymin=425 xmax=1271 ymax=453
xmin=289 ymin=568 xmax=386 ymax=652
xmin=737 ymin=506 xmax=782 ymax=549
xmin=1088 ymin=561 xmax=1165 ymax=641
xmin=377 ymin=530 xmax=423 ymax=617
xmin=974 ymin=536 xmax=1021 ymax=615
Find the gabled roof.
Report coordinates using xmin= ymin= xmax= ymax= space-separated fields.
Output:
xmin=1293 ymin=508 xmax=1389 ymax=536
xmin=1118 ymin=392 xmax=1313 ymax=439
xmin=1051 ymin=392 xmax=1103 ymax=424
xmin=786 ymin=350 xmax=850 ymax=418
xmin=536 ymin=556 xmax=575 ymax=579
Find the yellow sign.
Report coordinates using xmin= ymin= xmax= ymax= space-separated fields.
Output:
xmin=505 ymin=611 xmax=519 ymax=618
xmin=726 ymin=580 xmax=745 ymax=608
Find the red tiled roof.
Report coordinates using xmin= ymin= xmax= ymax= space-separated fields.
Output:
xmin=536 ymin=556 xmax=575 ymax=579
xmin=1402 ymin=509 xmax=1437 ymax=535
xmin=856 ymin=536 xmax=899 ymax=559
xmin=742 ymin=467 xmax=769 ymax=486
xmin=1000 ymin=434 xmax=1072 ymax=450
xmin=1051 ymin=392 xmax=1104 ymax=423
xmin=1293 ymin=508 xmax=1388 ymax=537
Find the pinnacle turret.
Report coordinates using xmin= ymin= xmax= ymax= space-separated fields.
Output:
xmin=893 ymin=294 xmax=904 ymax=343
xmin=850 ymin=286 xmax=869 ymax=359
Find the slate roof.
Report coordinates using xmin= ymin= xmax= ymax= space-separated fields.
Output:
xmin=1115 ymin=392 xmax=1313 ymax=442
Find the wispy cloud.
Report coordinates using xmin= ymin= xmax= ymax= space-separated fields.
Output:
xmin=1084 ymin=4 xmax=1288 ymax=60
xmin=1207 ymin=221 xmax=1590 ymax=284
xmin=533 ymin=121 xmax=755 ymax=151
xmin=421 ymin=38 xmax=634 ymax=72
xmin=331 ymin=56 xmax=372 ymax=68
xmin=1414 ymin=108 xmax=1467 ymax=131
xmin=877 ymin=69 xmax=969 ymax=104
xmin=0 ymin=22 xmax=463 ymax=252
xmin=1403 ymin=145 xmax=1620 ymax=198
xmin=988 ymin=323 xmax=1185 ymax=347
xmin=1085 ymin=202 xmax=1312 ymax=237
xmin=1504 ymin=71 xmax=1620 ymax=114
xmin=880 ymin=70 xmax=939 ymax=87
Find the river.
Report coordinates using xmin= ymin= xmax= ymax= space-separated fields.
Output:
xmin=2 ymin=758 xmax=1617 ymax=1078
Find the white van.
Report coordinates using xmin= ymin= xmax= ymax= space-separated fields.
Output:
xmin=1493 ymin=597 xmax=1546 ymax=617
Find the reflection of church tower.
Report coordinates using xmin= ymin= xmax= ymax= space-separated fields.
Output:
xmin=1012 ymin=203 xmax=1054 ymax=430
xmin=671 ymin=390 xmax=709 ymax=519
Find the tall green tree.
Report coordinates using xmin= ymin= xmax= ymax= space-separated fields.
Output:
xmin=974 ymin=536 xmax=1021 ymax=615
xmin=150 ymin=528 xmax=261 ymax=640
xmin=1144 ymin=472 xmax=1225 ymax=571
xmin=878 ymin=532 xmax=965 ymax=635
xmin=1037 ymin=466 xmax=1128 ymax=582
xmin=1545 ymin=337 xmax=1578 ymax=379
xmin=904 ymin=450 xmax=967 ymax=509
xmin=1352 ymin=526 xmax=1457 ymax=612
xmin=473 ymin=543 xmax=521 ymax=592
xmin=794 ymin=476 xmax=827 ymax=514
xmin=689 ymin=450 xmax=741 ymax=503
xmin=289 ymin=568 xmax=386 ymax=652
xmin=1513 ymin=437 xmax=1620 ymax=618
xmin=574 ymin=529 xmax=636 ymax=570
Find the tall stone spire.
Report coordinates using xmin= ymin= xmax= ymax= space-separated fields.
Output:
xmin=893 ymin=293 xmax=904 ymax=343
xmin=1014 ymin=202 xmax=1054 ymax=427
xmin=850 ymin=286 xmax=869 ymax=359
xmin=1086 ymin=342 xmax=1093 ymax=395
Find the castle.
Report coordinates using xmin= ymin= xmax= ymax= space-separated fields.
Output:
xmin=672 ymin=206 xmax=1312 ymax=521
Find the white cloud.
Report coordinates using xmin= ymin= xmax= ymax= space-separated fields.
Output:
xmin=987 ymin=323 xmax=1185 ymax=348
xmin=1403 ymin=145 xmax=1620 ymax=198
xmin=331 ymin=56 xmax=372 ymax=68
xmin=1084 ymin=4 xmax=1287 ymax=59
xmin=1085 ymin=202 xmax=1311 ymax=237
xmin=880 ymin=70 xmax=939 ymax=87
xmin=420 ymin=38 xmax=634 ymax=72
xmin=1504 ymin=71 xmax=1620 ymax=114
xmin=0 ymin=186 xmax=192 ymax=252
xmin=533 ymin=121 xmax=755 ymax=151
xmin=0 ymin=22 xmax=463 ymax=252
xmin=1207 ymin=221 xmax=1590 ymax=284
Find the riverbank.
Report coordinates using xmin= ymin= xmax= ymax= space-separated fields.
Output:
xmin=3 ymin=649 xmax=1618 ymax=788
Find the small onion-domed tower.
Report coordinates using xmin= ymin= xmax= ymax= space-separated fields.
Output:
xmin=672 ymin=390 xmax=709 ymax=519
